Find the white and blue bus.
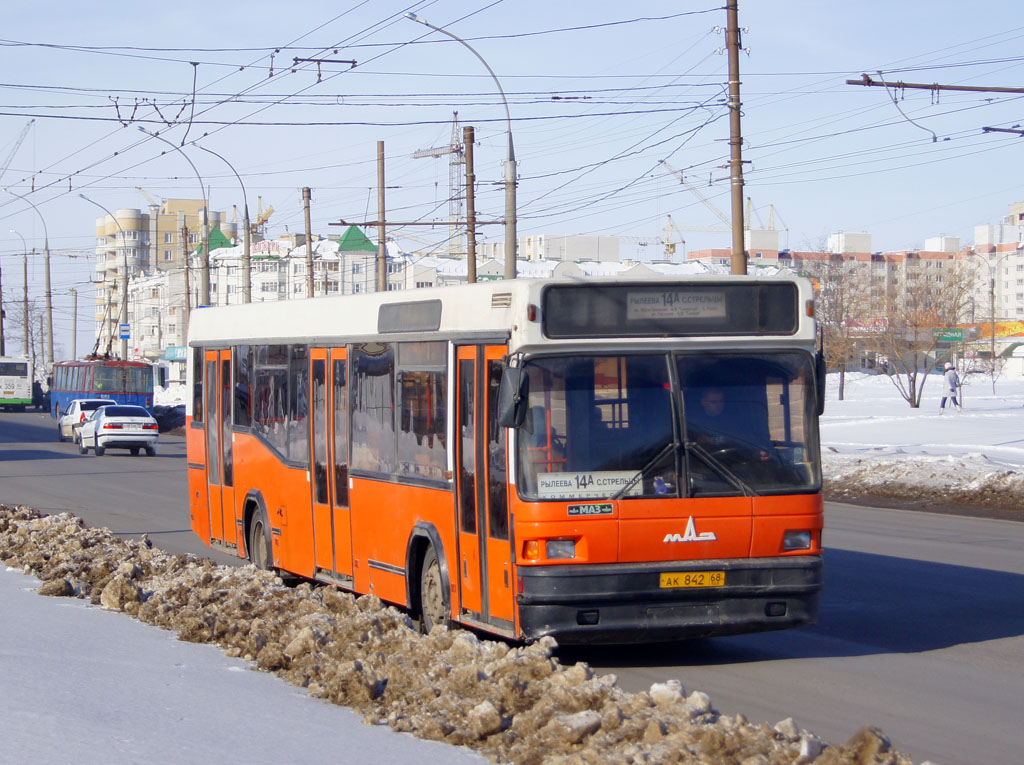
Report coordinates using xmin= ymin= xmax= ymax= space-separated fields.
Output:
xmin=0 ymin=356 xmax=34 ymax=411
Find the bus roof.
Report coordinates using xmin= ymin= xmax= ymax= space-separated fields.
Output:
xmin=187 ymin=274 xmax=817 ymax=351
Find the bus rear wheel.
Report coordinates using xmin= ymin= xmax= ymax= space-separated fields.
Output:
xmin=419 ymin=546 xmax=450 ymax=634
xmin=248 ymin=513 xmax=272 ymax=570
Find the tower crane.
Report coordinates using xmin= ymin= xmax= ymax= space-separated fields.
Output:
xmin=413 ymin=112 xmax=465 ymax=258
xmin=0 ymin=119 xmax=34 ymax=185
xmin=135 ymin=186 xmax=162 ymax=209
xmin=251 ymin=196 xmax=274 ymax=238
xmin=659 ymin=160 xmax=731 ymax=232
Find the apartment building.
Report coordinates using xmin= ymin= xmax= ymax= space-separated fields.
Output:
xmin=90 ymin=198 xmax=236 ymax=356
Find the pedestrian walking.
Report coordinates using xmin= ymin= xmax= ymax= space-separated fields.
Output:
xmin=939 ymin=361 xmax=962 ymax=414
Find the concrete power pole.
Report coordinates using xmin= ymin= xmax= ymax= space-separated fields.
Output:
xmin=69 ymin=288 xmax=77 ymax=360
xmin=726 ymin=0 xmax=747 ymax=275
xmin=303 ymin=187 xmax=314 ymax=298
xmin=464 ymin=126 xmax=477 ymax=284
xmin=23 ymin=253 xmax=28 ymax=356
xmin=0 ymin=257 xmax=5 ymax=356
xmin=377 ymin=142 xmax=387 ymax=293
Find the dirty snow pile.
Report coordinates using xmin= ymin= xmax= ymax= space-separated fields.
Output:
xmin=820 ymin=372 xmax=1024 ymax=517
xmin=0 ymin=504 xmax=909 ymax=765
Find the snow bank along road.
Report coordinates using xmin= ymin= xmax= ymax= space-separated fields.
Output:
xmin=0 ymin=505 xmax=910 ymax=764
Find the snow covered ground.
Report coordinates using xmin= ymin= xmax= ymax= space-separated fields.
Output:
xmin=0 ymin=563 xmax=485 ymax=764
xmin=2 ymin=372 xmax=1014 ymax=763
xmin=820 ymin=371 xmax=1024 ymax=511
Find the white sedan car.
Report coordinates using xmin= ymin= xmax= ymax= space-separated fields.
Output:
xmin=57 ymin=398 xmax=116 ymax=443
xmin=78 ymin=405 xmax=159 ymax=457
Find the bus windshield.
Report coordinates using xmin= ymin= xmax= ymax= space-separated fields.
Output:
xmin=516 ymin=352 xmax=820 ymax=500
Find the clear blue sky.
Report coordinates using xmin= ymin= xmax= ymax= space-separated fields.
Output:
xmin=2 ymin=1 xmax=1022 ymax=359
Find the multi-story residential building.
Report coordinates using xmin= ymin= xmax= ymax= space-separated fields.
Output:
xmin=90 ymin=198 xmax=236 ymax=357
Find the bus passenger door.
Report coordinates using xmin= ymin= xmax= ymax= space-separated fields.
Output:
xmin=203 ymin=350 xmax=232 ymax=547
xmin=455 ymin=347 xmax=482 ymax=617
xmin=218 ymin=351 xmax=236 ymax=546
xmin=310 ymin=348 xmax=353 ymax=583
xmin=455 ymin=345 xmax=514 ymax=630
xmin=483 ymin=347 xmax=513 ymax=625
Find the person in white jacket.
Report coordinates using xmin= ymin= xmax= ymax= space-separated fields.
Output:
xmin=939 ymin=361 xmax=962 ymax=414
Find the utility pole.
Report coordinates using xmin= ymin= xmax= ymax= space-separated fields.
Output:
xmin=0 ymin=256 xmax=5 ymax=356
xmin=377 ymin=141 xmax=387 ymax=292
xmin=69 ymin=288 xmax=77 ymax=359
xmin=464 ymin=126 xmax=478 ymax=284
xmin=303 ymin=187 xmax=314 ymax=298
xmin=181 ymin=225 xmax=192 ymax=345
xmin=23 ymin=253 xmax=28 ymax=356
xmin=726 ymin=0 xmax=747 ymax=275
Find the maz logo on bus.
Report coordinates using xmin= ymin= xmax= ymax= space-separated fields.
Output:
xmin=663 ymin=516 xmax=717 ymax=543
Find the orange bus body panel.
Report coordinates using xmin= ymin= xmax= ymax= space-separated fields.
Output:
xmin=231 ymin=432 xmax=316 ymax=577
xmin=349 ymin=477 xmax=455 ymax=610
xmin=186 ymin=420 xmax=210 ymax=544
xmin=750 ymin=494 xmax=823 ymax=557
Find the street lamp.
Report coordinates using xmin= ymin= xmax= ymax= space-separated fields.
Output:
xmin=405 ymin=12 xmax=518 ymax=279
xmin=79 ymin=194 xmax=130 ymax=360
xmin=137 ymin=126 xmax=210 ymax=307
xmin=195 ymin=141 xmax=251 ymax=303
xmin=4 ymin=190 xmax=53 ymax=364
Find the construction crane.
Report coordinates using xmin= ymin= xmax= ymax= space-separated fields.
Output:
xmin=251 ymin=196 xmax=274 ymax=238
xmin=660 ymin=160 xmax=783 ymax=249
xmin=412 ymin=112 xmax=465 ymax=258
xmin=0 ymin=119 xmax=34 ymax=185
xmin=663 ymin=214 xmax=685 ymax=261
xmin=135 ymin=186 xmax=162 ymax=209
xmin=659 ymin=160 xmax=731 ymax=232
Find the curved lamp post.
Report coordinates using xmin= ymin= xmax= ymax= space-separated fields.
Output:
xmin=196 ymin=143 xmax=251 ymax=303
xmin=405 ymin=13 xmax=517 ymax=279
xmin=79 ymin=194 xmax=129 ymax=360
xmin=137 ymin=126 xmax=210 ymax=306
xmin=3 ymin=190 xmax=53 ymax=364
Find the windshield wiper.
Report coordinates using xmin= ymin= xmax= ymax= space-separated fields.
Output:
xmin=684 ymin=440 xmax=758 ymax=497
xmin=608 ymin=439 xmax=680 ymax=501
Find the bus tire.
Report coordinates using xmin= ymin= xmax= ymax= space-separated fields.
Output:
xmin=419 ymin=545 xmax=450 ymax=634
xmin=248 ymin=512 xmax=273 ymax=570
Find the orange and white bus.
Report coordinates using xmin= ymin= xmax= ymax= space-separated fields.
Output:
xmin=186 ymin=276 xmax=824 ymax=644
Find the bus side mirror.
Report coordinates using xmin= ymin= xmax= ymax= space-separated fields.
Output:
xmin=496 ymin=367 xmax=529 ymax=428
xmin=815 ymin=349 xmax=826 ymax=415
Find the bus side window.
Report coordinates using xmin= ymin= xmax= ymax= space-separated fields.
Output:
xmin=192 ymin=347 xmax=204 ymax=423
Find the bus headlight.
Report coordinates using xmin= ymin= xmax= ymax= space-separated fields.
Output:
xmin=783 ymin=530 xmax=812 ymax=551
xmin=546 ymin=540 xmax=576 ymax=559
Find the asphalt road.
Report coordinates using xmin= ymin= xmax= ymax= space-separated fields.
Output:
xmin=2 ymin=409 xmax=1021 ymax=764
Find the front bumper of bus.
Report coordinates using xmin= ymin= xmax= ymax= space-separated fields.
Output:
xmin=516 ymin=555 xmax=822 ymax=645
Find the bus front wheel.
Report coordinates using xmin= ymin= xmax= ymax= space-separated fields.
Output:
xmin=419 ymin=546 xmax=450 ymax=634
xmin=248 ymin=513 xmax=273 ymax=571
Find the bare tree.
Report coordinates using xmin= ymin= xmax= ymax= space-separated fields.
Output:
xmin=814 ymin=255 xmax=872 ymax=400
xmin=856 ymin=255 xmax=975 ymax=408
xmin=2 ymin=299 xmax=54 ymax=382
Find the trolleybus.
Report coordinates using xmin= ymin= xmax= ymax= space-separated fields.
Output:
xmin=186 ymin=276 xmax=825 ymax=644
xmin=50 ymin=358 xmax=154 ymax=418
xmin=0 ymin=356 xmax=33 ymax=411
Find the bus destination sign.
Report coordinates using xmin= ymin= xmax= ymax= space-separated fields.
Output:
xmin=626 ymin=290 xmax=726 ymax=321
xmin=537 ymin=470 xmax=642 ymax=499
